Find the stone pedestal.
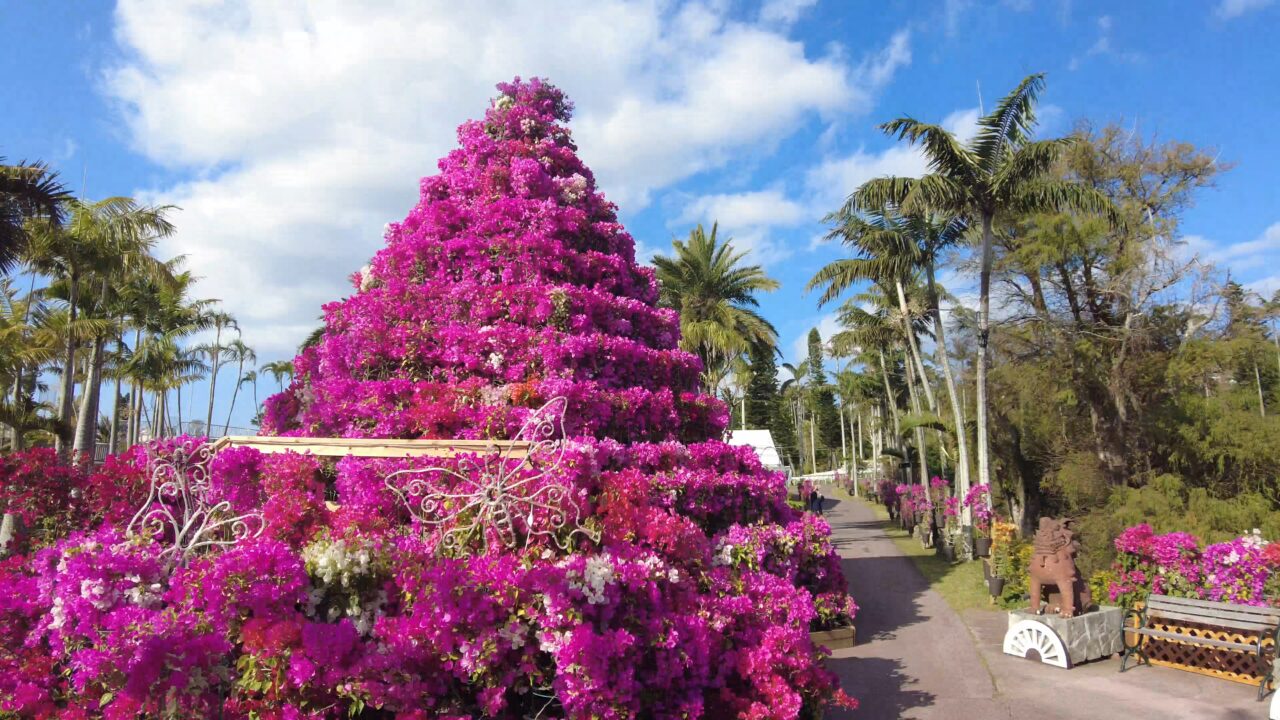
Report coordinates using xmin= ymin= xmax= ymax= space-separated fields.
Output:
xmin=0 ymin=512 xmax=22 ymax=558
xmin=1007 ymin=606 xmax=1125 ymax=666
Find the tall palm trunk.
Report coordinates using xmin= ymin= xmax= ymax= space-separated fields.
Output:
xmin=205 ymin=325 xmax=222 ymax=434
xmin=1256 ymin=361 xmax=1266 ymax=418
xmin=903 ymin=352 xmax=930 ymax=485
xmin=108 ymin=339 xmax=126 ymax=454
xmin=8 ymin=372 xmax=21 ymax=451
xmin=55 ymin=271 xmax=80 ymax=459
xmin=848 ymin=404 xmax=859 ymax=495
xmin=224 ymin=363 xmax=245 ymax=436
xmin=975 ymin=213 xmax=996 ymax=509
xmin=807 ymin=408 xmax=817 ymax=474
xmin=926 ymin=261 xmax=973 ymax=524
xmin=894 ymin=280 xmax=937 ymax=410
xmin=838 ymin=400 xmax=848 ymax=478
xmin=72 ymin=336 xmax=106 ymax=462
xmin=857 ymin=408 xmax=864 ymax=460
xmin=877 ymin=349 xmax=901 ymax=450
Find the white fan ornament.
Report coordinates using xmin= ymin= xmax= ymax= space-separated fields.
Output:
xmin=385 ymin=397 xmax=599 ymax=554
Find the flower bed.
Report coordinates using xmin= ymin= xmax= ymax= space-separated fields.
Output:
xmin=0 ymin=78 xmax=855 ymax=719
xmin=1108 ymin=523 xmax=1280 ymax=608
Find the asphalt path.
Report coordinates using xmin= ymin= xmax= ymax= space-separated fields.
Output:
xmin=822 ymin=495 xmax=1268 ymax=720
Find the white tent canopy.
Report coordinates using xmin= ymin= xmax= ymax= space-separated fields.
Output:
xmin=727 ymin=429 xmax=783 ymax=470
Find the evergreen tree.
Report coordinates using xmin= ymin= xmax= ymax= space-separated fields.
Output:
xmin=745 ymin=343 xmax=795 ymax=465
xmin=807 ymin=328 xmax=842 ymax=464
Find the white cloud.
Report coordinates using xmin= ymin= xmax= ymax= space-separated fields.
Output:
xmin=679 ymin=189 xmax=807 ymax=228
xmin=1069 ymin=14 xmax=1143 ymax=70
xmin=103 ymin=1 xmax=885 ymax=356
xmin=759 ymin=0 xmax=818 ymax=25
xmin=1215 ymin=0 xmax=1274 ymax=19
xmin=858 ymin=30 xmax=911 ymax=90
xmin=675 ymin=188 xmax=809 ymax=265
xmin=1188 ymin=221 xmax=1280 ymax=274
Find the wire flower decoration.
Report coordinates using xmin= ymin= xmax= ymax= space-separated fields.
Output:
xmin=385 ymin=397 xmax=599 ymax=555
xmin=126 ymin=438 xmax=265 ymax=560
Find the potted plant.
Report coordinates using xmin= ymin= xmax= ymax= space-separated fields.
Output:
xmin=938 ymin=496 xmax=961 ymax=562
xmin=988 ymin=521 xmax=1025 ymax=601
xmin=964 ymin=483 xmax=994 ymax=557
xmin=809 ymin=593 xmax=858 ymax=650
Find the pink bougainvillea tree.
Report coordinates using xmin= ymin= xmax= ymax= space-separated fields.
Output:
xmin=0 ymin=78 xmax=856 ymax=718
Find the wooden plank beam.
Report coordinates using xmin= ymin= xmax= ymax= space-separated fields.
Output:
xmin=210 ymin=435 xmax=532 ymax=459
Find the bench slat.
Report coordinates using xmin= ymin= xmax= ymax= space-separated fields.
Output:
xmin=1146 ymin=600 xmax=1280 ymax=627
xmin=1149 ymin=594 xmax=1280 ymax=621
xmin=1144 ymin=607 xmax=1273 ymax=634
xmin=1131 ymin=627 xmax=1259 ymax=653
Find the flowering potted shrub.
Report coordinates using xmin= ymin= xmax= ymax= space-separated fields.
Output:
xmin=939 ymin=497 xmax=961 ymax=562
xmin=894 ymin=482 xmax=912 ymax=528
xmin=964 ymin=483 xmax=994 ymax=557
xmin=988 ymin=520 xmax=1020 ymax=598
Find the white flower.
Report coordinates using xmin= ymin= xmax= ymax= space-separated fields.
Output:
xmin=712 ymin=543 xmax=735 ymax=567
xmin=48 ymin=596 xmax=66 ymax=630
xmin=487 ymin=352 xmax=504 ymax=371
xmin=568 ymin=554 xmax=615 ymax=605
xmin=558 ymin=173 xmax=589 ymax=203
xmin=358 ymin=264 xmax=376 ymax=292
xmin=520 ymin=117 xmax=538 ymax=134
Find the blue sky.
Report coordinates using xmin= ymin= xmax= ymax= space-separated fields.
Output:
xmin=2 ymin=0 xmax=1279 ymax=430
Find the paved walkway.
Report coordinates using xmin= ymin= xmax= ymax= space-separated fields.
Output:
xmin=822 ymin=496 xmax=1269 ymax=719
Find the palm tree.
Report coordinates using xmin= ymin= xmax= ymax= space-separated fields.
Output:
xmin=851 ymin=73 xmax=1116 ymax=498
xmin=653 ymin=223 xmax=780 ymax=393
xmin=222 ymin=339 xmax=257 ymax=435
xmin=261 ymin=360 xmax=294 ymax=392
xmin=830 ymin=295 xmax=914 ymax=477
xmin=0 ymin=160 xmax=70 ymax=273
xmin=811 ymin=210 xmax=974 ymax=507
xmin=240 ymin=370 xmax=260 ymax=416
xmin=119 ymin=266 xmax=215 ymax=442
xmin=781 ymin=360 xmax=817 ymax=473
xmin=27 ymin=197 xmax=175 ymax=458
xmin=0 ymin=279 xmax=63 ymax=449
xmin=203 ymin=311 xmax=238 ymax=434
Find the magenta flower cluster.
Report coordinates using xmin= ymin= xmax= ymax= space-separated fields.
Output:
xmin=962 ymin=483 xmax=993 ymax=531
xmin=0 ymin=78 xmax=855 ymax=718
xmin=1108 ymin=523 xmax=1280 ymax=608
xmin=896 ymin=484 xmax=931 ymax=517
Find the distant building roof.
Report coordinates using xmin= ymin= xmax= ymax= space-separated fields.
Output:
xmin=728 ymin=429 xmax=783 ymax=468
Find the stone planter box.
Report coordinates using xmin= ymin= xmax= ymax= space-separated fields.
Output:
xmin=1006 ymin=606 xmax=1124 ymax=666
xmin=810 ymin=624 xmax=857 ymax=650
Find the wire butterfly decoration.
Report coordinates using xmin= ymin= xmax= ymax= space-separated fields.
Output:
xmin=385 ymin=397 xmax=599 ymax=555
xmin=126 ymin=438 xmax=265 ymax=560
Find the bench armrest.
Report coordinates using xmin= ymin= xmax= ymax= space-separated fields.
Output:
xmin=1123 ymin=606 xmax=1148 ymax=650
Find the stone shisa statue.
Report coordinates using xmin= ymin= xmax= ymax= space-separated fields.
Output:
xmin=1028 ymin=517 xmax=1093 ymax=618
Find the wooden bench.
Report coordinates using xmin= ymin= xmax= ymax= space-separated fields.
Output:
xmin=1121 ymin=593 xmax=1280 ymax=700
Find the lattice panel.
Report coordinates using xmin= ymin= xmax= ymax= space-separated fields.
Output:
xmin=1129 ymin=614 xmax=1275 ymax=687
